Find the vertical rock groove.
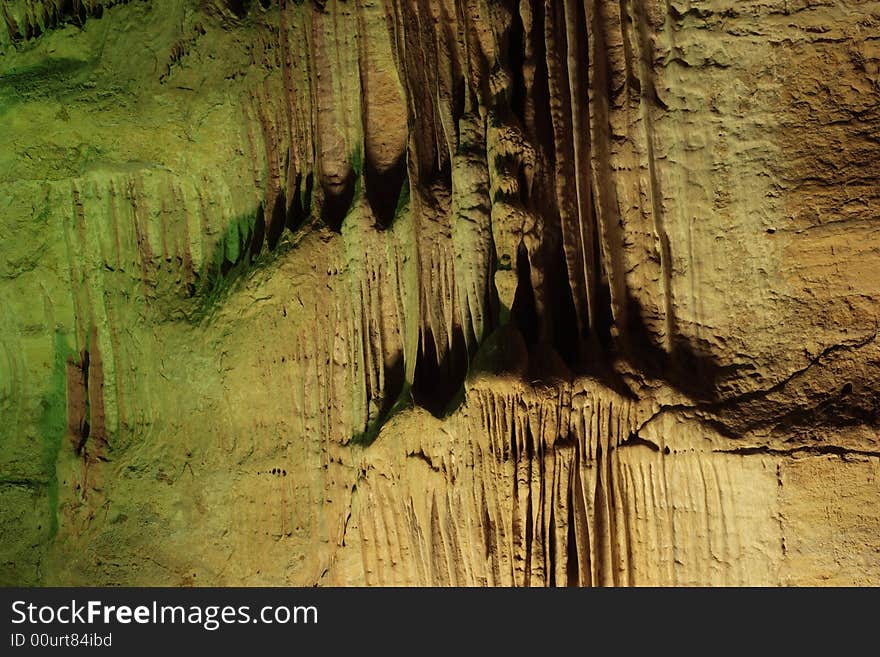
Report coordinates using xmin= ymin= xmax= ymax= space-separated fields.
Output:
xmin=1 ymin=0 xmax=878 ymax=586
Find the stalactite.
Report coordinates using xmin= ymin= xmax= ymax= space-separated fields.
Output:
xmin=2 ymin=0 xmax=878 ymax=586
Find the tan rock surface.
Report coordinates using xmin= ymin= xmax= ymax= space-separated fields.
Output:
xmin=0 ymin=0 xmax=877 ymax=586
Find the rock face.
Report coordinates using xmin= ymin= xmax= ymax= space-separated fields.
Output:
xmin=0 ymin=0 xmax=878 ymax=586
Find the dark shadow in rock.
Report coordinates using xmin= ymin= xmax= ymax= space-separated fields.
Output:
xmin=287 ymin=171 xmax=313 ymax=233
xmin=226 ymin=0 xmax=251 ymax=18
xmin=320 ymin=170 xmax=357 ymax=233
xmin=365 ymin=152 xmax=407 ymax=229
xmin=526 ymin=0 xmax=556 ymax=168
xmin=412 ymin=327 xmax=469 ymax=418
xmin=620 ymin=293 xmax=728 ymax=402
xmin=249 ymin=202 xmax=266 ymax=258
xmin=378 ymin=351 xmax=406 ymax=422
xmin=547 ymin=238 xmax=581 ymax=366
xmin=511 ymin=242 xmax=539 ymax=346
xmin=507 ymin=1 xmax=527 ymax=121
xmin=265 ymin=190 xmax=286 ymax=250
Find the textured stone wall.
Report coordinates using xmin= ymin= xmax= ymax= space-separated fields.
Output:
xmin=1 ymin=0 xmax=878 ymax=586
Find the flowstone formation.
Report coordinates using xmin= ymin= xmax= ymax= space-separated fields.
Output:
xmin=1 ymin=0 xmax=878 ymax=586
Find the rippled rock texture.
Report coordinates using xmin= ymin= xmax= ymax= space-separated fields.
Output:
xmin=1 ymin=0 xmax=878 ymax=585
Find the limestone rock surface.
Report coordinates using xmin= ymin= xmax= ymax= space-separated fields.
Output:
xmin=1 ymin=0 xmax=878 ymax=586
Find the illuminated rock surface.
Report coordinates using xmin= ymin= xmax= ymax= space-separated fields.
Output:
xmin=1 ymin=0 xmax=878 ymax=585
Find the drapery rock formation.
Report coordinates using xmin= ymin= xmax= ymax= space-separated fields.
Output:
xmin=1 ymin=0 xmax=878 ymax=586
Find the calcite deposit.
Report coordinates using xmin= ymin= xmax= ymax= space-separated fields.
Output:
xmin=1 ymin=0 xmax=878 ymax=586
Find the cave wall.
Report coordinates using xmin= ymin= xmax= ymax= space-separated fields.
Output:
xmin=0 ymin=0 xmax=878 ymax=586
